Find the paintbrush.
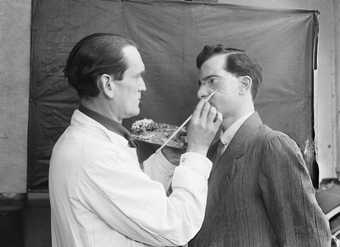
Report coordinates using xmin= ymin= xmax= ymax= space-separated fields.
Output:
xmin=155 ymin=90 xmax=217 ymax=153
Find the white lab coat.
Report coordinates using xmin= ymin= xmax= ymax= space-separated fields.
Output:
xmin=49 ymin=110 xmax=212 ymax=247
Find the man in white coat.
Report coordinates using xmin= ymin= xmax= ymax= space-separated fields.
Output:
xmin=49 ymin=33 xmax=222 ymax=247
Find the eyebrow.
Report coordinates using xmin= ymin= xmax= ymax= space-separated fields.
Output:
xmin=198 ymin=75 xmax=218 ymax=85
xmin=201 ymin=75 xmax=218 ymax=81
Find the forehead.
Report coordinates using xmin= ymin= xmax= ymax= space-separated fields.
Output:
xmin=199 ymin=54 xmax=228 ymax=78
xmin=122 ymin=45 xmax=145 ymax=72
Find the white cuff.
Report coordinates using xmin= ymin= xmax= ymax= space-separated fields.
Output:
xmin=179 ymin=152 xmax=212 ymax=180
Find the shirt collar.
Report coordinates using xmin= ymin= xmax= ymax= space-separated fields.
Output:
xmin=78 ymin=104 xmax=131 ymax=140
xmin=220 ymin=111 xmax=254 ymax=148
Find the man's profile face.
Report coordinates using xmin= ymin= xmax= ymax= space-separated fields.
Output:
xmin=197 ymin=54 xmax=242 ymax=119
xmin=112 ymin=46 xmax=146 ymax=120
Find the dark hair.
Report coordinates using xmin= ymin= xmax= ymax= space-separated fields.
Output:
xmin=196 ymin=44 xmax=263 ymax=99
xmin=64 ymin=33 xmax=137 ymax=98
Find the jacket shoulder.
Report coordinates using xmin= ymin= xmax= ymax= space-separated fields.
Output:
xmin=252 ymin=124 xmax=301 ymax=154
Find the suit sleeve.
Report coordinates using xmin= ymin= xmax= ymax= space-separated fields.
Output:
xmin=258 ymin=133 xmax=331 ymax=247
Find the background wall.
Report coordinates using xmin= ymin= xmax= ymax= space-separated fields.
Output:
xmin=335 ymin=0 xmax=340 ymax=177
xmin=217 ymin=0 xmax=340 ymax=179
xmin=0 ymin=0 xmax=31 ymax=193
xmin=0 ymin=1 xmax=31 ymax=246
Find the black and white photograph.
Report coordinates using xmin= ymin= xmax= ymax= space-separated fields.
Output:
xmin=0 ymin=0 xmax=339 ymax=246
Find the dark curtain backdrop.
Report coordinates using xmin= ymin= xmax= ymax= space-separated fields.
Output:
xmin=29 ymin=0 xmax=318 ymax=190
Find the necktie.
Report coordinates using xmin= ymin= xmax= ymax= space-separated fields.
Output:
xmin=215 ymin=140 xmax=226 ymax=162
xmin=208 ymin=140 xmax=226 ymax=163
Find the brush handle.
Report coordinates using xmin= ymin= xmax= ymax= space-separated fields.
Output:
xmin=155 ymin=115 xmax=192 ymax=153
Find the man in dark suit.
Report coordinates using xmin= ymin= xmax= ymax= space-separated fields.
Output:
xmin=189 ymin=45 xmax=331 ymax=247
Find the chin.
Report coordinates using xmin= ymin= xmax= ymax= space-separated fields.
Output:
xmin=126 ymin=108 xmax=140 ymax=119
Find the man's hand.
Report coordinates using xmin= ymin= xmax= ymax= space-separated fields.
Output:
xmin=186 ymin=99 xmax=223 ymax=156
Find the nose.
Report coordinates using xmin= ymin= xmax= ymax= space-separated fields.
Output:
xmin=139 ymin=77 xmax=147 ymax=92
xmin=197 ymin=85 xmax=210 ymax=99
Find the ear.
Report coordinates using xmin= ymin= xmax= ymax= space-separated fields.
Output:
xmin=97 ymin=74 xmax=115 ymax=99
xmin=238 ymin=75 xmax=252 ymax=95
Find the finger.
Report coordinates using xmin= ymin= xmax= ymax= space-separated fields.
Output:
xmin=200 ymin=102 xmax=211 ymax=123
xmin=213 ymin=111 xmax=222 ymax=122
xmin=213 ymin=112 xmax=223 ymax=127
xmin=192 ymin=99 xmax=206 ymax=121
xmin=207 ymin=106 xmax=217 ymax=123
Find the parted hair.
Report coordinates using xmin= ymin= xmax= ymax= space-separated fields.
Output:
xmin=64 ymin=33 xmax=136 ymax=98
xmin=196 ymin=44 xmax=263 ymax=99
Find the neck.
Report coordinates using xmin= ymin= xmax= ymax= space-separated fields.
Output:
xmin=80 ymin=98 xmax=122 ymax=123
xmin=222 ymin=103 xmax=254 ymax=131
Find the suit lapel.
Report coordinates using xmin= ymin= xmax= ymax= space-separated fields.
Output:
xmin=209 ymin=112 xmax=263 ymax=183
xmin=221 ymin=112 xmax=263 ymax=160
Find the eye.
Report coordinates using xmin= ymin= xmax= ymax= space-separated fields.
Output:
xmin=208 ymin=77 xmax=217 ymax=84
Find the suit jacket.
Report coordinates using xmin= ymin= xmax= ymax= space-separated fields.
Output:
xmin=189 ymin=112 xmax=331 ymax=247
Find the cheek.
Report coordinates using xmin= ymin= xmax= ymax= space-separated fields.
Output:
xmin=211 ymin=94 xmax=226 ymax=111
xmin=121 ymin=83 xmax=137 ymax=96
xmin=213 ymin=84 xmax=231 ymax=99
xmin=212 ymin=90 xmax=236 ymax=111
xmin=219 ymin=81 xmax=239 ymax=96
xmin=210 ymin=82 xmax=223 ymax=92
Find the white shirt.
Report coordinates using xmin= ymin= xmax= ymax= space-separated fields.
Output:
xmin=219 ymin=111 xmax=254 ymax=153
xmin=49 ymin=110 xmax=212 ymax=247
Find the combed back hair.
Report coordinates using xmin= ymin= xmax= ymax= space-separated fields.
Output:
xmin=64 ymin=33 xmax=137 ymax=98
xmin=196 ymin=44 xmax=263 ymax=99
